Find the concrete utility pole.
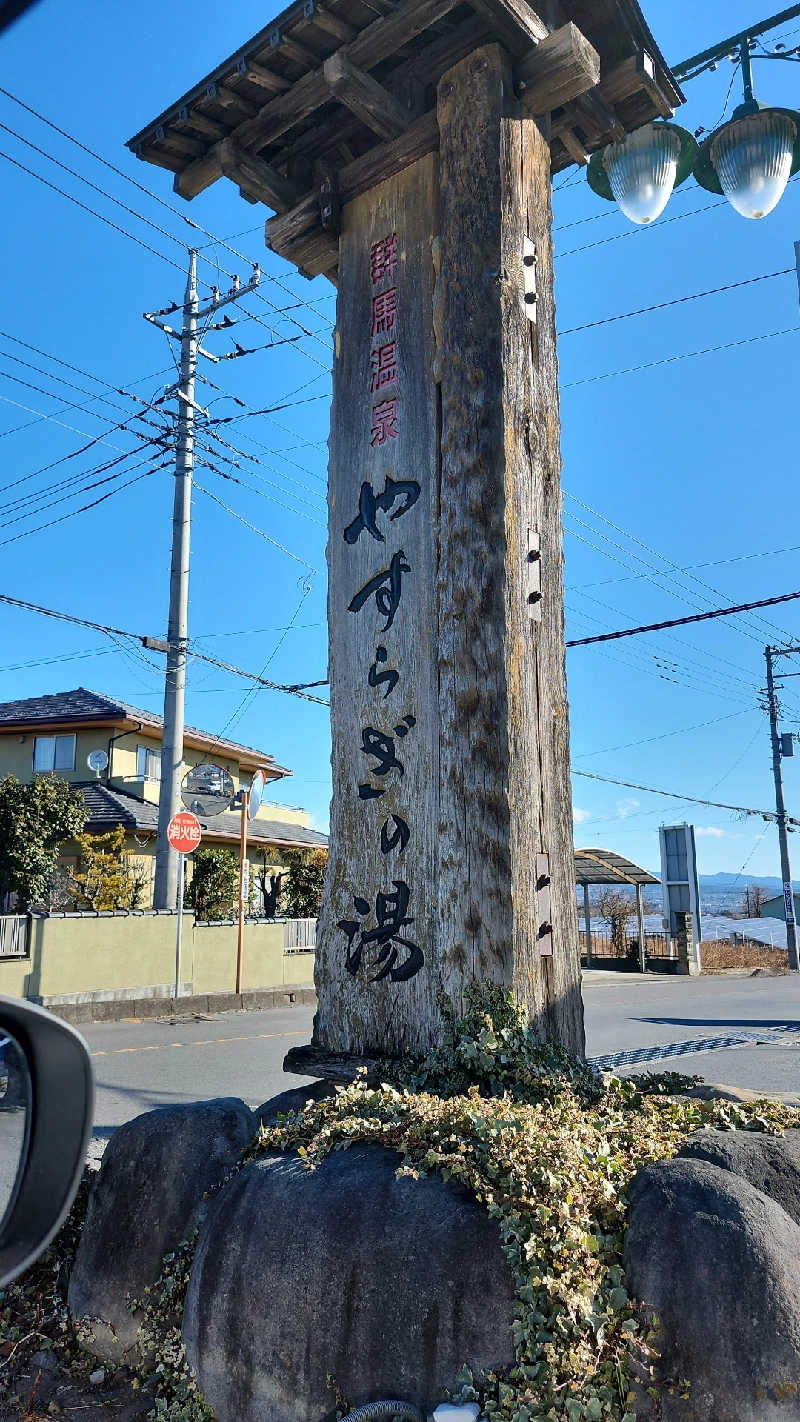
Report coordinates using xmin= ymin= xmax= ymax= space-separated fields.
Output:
xmin=149 ymin=251 xmax=261 ymax=909
xmin=765 ymin=644 xmax=799 ymax=972
xmin=152 ymin=249 xmax=198 ymax=911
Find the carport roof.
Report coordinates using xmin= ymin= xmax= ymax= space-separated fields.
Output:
xmin=575 ymin=847 xmax=659 ymax=887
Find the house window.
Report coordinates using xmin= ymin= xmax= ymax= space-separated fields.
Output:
xmin=33 ymin=734 xmax=76 ymax=773
xmin=136 ymin=745 xmax=161 ymax=782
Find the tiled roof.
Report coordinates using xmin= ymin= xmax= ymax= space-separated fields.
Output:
xmin=0 ymin=687 xmax=288 ymax=771
xmin=79 ymin=782 xmax=328 ymax=850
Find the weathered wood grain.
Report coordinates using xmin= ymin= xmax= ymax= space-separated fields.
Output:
xmin=436 ymin=43 xmax=583 ymax=1051
xmin=312 ymin=153 xmax=441 ymax=1057
xmin=465 ymin=0 xmax=547 ymax=53
xmin=517 ymin=21 xmax=599 ymax=114
xmin=233 ymin=0 xmax=461 ymax=157
xmin=323 ymin=51 xmax=415 ymax=139
xmin=266 ymin=111 xmax=439 ymax=262
xmin=217 ymin=138 xmax=301 ymax=210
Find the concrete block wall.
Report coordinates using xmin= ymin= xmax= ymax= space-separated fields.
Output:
xmin=0 ymin=912 xmax=315 ymax=1015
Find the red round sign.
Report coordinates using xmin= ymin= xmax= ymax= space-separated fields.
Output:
xmin=167 ymin=811 xmax=202 ymax=855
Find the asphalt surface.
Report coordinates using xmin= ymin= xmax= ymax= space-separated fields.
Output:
xmin=80 ymin=971 xmax=800 ymax=1136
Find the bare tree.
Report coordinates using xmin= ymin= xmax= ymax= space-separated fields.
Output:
xmin=740 ymin=884 xmax=771 ymax=918
xmin=595 ymin=888 xmax=637 ymax=954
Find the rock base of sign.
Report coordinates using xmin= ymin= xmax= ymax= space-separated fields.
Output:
xmin=68 ymin=1098 xmax=257 ymax=1362
xmin=182 ymin=1142 xmax=516 ymax=1422
xmin=625 ymin=1129 xmax=800 ymax=1421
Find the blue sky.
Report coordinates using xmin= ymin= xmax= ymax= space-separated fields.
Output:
xmin=0 ymin=0 xmax=798 ymax=880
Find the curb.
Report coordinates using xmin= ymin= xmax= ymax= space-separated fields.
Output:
xmin=41 ymin=984 xmax=317 ymax=1026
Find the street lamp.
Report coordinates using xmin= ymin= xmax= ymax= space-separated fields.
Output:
xmin=586 ymin=121 xmax=698 ymax=225
xmin=692 ymin=37 xmax=800 ymax=219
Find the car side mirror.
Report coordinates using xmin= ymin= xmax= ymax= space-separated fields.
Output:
xmin=0 ymin=997 xmax=94 ymax=1286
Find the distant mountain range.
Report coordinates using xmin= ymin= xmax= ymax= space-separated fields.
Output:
xmin=697 ymin=873 xmax=798 ymax=913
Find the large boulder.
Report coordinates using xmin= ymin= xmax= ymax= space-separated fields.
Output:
xmin=255 ymin=1080 xmax=335 ymax=1126
xmin=69 ymin=1098 xmax=256 ymax=1363
xmin=625 ymin=1156 xmax=800 ymax=1421
xmin=183 ymin=1143 xmax=516 ymax=1422
xmin=678 ymin=1127 xmax=800 ymax=1226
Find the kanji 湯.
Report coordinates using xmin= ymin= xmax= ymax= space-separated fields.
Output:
xmin=370 ymin=342 xmax=398 ymax=393
xmin=343 ymin=475 xmax=420 ymax=545
xmin=371 ymin=399 xmax=399 ymax=447
xmin=370 ymin=233 xmax=398 ymax=285
xmin=348 ymin=549 xmax=410 ymax=631
xmin=370 ymin=288 xmax=397 ymax=338
xmin=337 ymin=880 xmax=423 ymax=982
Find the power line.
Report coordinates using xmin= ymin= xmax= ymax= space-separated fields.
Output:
xmin=0 ymin=459 xmax=168 ymax=548
xmin=562 ymin=324 xmax=800 ymax=390
xmin=566 ymin=588 xmax=800 ymax=647
xmin=558 ymin=267 xmax=793 ymax=336
xmin=572 ymin=708 xmax=753 ymax=760
xmin=571 ymin=768 xmax=798 ymax=825
xmin=0 ymin=591 xmax=329 ymax=706
xmin=0 ymin=87 xmax=334 ymax=329
xmin=571 ymin=539 xmax=800 ymax=589
xmin=0 ymin=148 xmax=187 ymax=271
xmin=564 ymin=490 xmax=798 ymax=647
xmin=195 ymin=455 xmax=326 ymax=527
xmin=192 ymin=481 xmax=320 ymax=572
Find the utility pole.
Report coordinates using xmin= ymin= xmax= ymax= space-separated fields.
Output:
xmin=152 ymin=249 xmax=197 ymax=911
xmin=147 ymin=250 xmax=261 ymax=910
xmin=765 ymin=644 xmax=799 ymax=972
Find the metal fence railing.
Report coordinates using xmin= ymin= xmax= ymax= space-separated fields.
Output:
xmin=284 ymin=918 xmax=317 ymax=952
xmin=0 ymin=916 xmax=28 ymax=959
xmin=580 ymin=929 xmax=674 ymax=965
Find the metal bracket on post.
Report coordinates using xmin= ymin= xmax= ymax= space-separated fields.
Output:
xmin=527 ymin=529 xmax=541 ymax=621
xmin=536 ymin=853 xmax=553 ymax=956
xmin=317 ymin=163 xmax=341 ymax=233
xmin=523 ymin=236 xmax=537 ymax=323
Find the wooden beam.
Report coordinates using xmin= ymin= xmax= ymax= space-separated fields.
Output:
xmin=280 ymin=227 xmax=340 ymax=277
xmin=323 ymin=50 xmax=413 ymax=139
xmin=213 ymin=83 xmax=259 ymax=116
xmin=312 ymin=5 xmax=358 ymax=43
xmin=275 ymin=33 xmax=323 ymax=69
xmin=571 ymin=89 xmax=624 ymax=142
xmin=177 ymin=111 xmax=227 ymax=141
xmin=557 ymin=125 xmax=588 ymax=165
xmin=598 ymin=49 xmax=673 ymax=117
xmin=217 ymin=138 xmax=301 ymax=210
xmin=516 ymin=22 xmax=599 ymax=114
xmin=174 ymin=144 xmax=225 ymax=200
xmin=266 ymin=109 xmax=438 ymax=256
xmin=240 ymin=61 xmax=291 ymax=94
xmin=464 ymin=0 xmax=547 ymax=56
xmin=233 ymin=0 xmax=461 ymax=155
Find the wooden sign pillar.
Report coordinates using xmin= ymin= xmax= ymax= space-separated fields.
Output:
xmin=299 ymin=39 xmax=583 ymax=1069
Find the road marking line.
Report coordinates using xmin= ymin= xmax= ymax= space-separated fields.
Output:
xmin=91 ymin=1029 xmax=304 ymax=1058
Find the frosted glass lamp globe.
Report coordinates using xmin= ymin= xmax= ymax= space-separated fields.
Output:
xmin=710 ymin=109 xmax=796 ymax=219
xmin=602 ymin=123 xmax=681 ymax=225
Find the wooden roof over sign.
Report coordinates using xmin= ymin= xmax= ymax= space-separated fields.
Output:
xmin=127 ymin=0 xmax=682 ymax=280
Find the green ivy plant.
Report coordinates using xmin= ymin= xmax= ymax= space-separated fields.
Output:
xmin=248 ymin=983 xmax=797 ymax=1422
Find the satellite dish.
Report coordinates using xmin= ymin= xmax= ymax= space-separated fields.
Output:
xmin=181 ymin=763 xmax=235 ymax=818
xmin=87 ymin=749 xmax=108 ymax=776
xmin=249 ymin=768 xmax=267 ymax=821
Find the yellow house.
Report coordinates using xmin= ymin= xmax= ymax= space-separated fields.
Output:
xmin=0 ymin=687 xmax=328 ymax=906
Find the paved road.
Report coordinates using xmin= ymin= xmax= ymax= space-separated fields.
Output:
xmin=81 ymin=972 xmax=800 ymax=1135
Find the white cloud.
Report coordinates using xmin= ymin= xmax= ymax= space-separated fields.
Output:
xmin=572 ymin=807 xmax=591 ymax=825
xmin=695 ymin=826 xmax=725 ymax=838
xmin=615 ymin=798 xmax=640 ymax=819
